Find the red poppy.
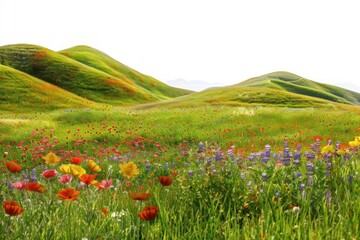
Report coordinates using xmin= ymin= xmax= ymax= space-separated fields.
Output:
xmin=6 ymin=161 xmax=22 ymax=173
xmin=138 ymin=206 xmax=159 ymax=220
xmin=58 ymin=188 xmax=80 ymax=201
xmin=79 ymin=174 xmax=97 ymax=185
xmin=42 ymin=169 xmax=58 ymax=179
xmin=25 ymin=182 xmax=46 ymax=193
xmin=3 ymin=201 xmax=24 ymax=216
xmin=159 ymin=176 xmax=172 ymax=186
xmin=314 ymin=136 xmax=323 ymax=141
xmin=71 ymin=157 xmax=82 ymax=164
xmin=129 ymin=192 xmax=151 ymax=201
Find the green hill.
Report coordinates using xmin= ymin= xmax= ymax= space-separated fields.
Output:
xmin=135 ymin=72 xmax=360 ymax=110
xmin=0 ymin=64 xmax=101 ymax=112
xmin=59 ymin=45 xmax=192 ymax=98
xmin=235 ymin=71 xmax=360 ymax=105
xmin=0 ymin=44 xmax=191 ymax=105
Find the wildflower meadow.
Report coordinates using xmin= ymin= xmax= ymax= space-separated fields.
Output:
xmin=1 ymin=106 xmax=360 ymax=239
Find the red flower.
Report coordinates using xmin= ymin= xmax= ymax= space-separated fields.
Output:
xmin=79 ymin=174 xmax=97 ymax=185
xmin=3 ymin=201 xmax=24 ymax=216
xmin=42 ymin=169 xmax=58 ymax=179
xmin=6 ymin=161 xmax=22 ymax=173
xmin=314 ymin=136 xmax=323 ymax=141
xmin=159 ymin=176 xmax=172 ymax=186
xmin=138 ymin=206 xmax=159 ymax=220
xmin=58 ymin=188 xmax=80 ymax=201
xmin=25 ymin=182 xmax=46 ymax=193
xmin=71 ymin=157 xmax=82 ymax=164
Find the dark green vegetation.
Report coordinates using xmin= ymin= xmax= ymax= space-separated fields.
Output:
xmin=0 ymin=44 xmax=191 ymax=111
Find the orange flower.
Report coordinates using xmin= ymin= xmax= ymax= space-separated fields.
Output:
xmin=71 ymin=157 xmax=82 ymax=164
xmin=6 ymin=161 xmax=22 ymax=173
xmin=79 ymin=174 xmax=97 ymax=185
xmin=138 ymin=206 xmax=159 ymax=220
xmin=129 ymin=192 xmax=151 ymax=201
xmin=171 ymin=170 xmax=178 ymax=177
xmin=3 ymin=201 xmax=24 ymax=216
xmin=159 ymin=176 xmax=172 ymax=186
xmin=25 ymin=182 xmax=46 ymax=193
xmin=58 ymin=188 xmax=80 ymax=201
xmin=101 ymin=207 xmax=108 ymax=216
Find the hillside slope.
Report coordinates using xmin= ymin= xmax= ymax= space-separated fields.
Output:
xmin=135 ymin=72 xmax=360 ymax=110
xmin=0 ymin=44 xmax=191 ymax=105
xmin=59 ymin=45 xmax=192 ymax=98
xmin=0 ymin=64 xmax=100 ymax=112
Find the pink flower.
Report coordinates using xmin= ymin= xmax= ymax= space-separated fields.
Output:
xmin=95 ymin=179 xmax=113 ymax=190
xmin=58 ymin=174 xmax=72 ymax=184
xmin=11 ymin=180 xmax=27 ymax=190
xmin=42 ymin=169 xmax=58 ymax=179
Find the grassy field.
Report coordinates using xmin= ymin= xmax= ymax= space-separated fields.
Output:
xmin=1 ymin=106 xmax=360 ymax=239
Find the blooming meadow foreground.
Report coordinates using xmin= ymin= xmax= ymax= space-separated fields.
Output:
xmin=1 ymin=107 xmax=360 ymax=239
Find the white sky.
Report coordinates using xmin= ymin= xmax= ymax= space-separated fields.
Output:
xmin=1 ymin=0 xmax=359 ymax=90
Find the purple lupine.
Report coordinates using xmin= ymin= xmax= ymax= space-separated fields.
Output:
xmin=145 ymin=162 xmax=151 ymax=173
xmin=228 ymin=148 xmax=235 ymax=162
xmin=248 ymin=153 xmax=256 ymax=161
xmin=262 ymin=144 xmax=271 ymax=164
xmin=214 ymin=148 xmax=224 ymax=161
xmin=198 ymin=142 xmax=205 ymax=153
xmin=281 ymin=140 xmax=291 ymax=166
xmin=261 ymin=172 xmax=268 ymax=181
xmin=299 ymin=183 xmax=305 ymax=192
xmin=188 ymin=170 xmax=194 ymax=177
xmin=30 ymin=168 xmax=37 ymax=182
xmin=308 ymin=176 xmax=313 ymax=186
xmin=164 ymin=163 xmax=169 ymax=170
xmin=349 ymin=174 xmax=353 ymax=184
xmin=306 ymin=162 xmax=314 ymax=172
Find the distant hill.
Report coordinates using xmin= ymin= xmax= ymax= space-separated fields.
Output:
xmin=0 ymin=64 xmax=100 ymax=112
xmin=234 ymin=71 xmax=360 ymax=105
xmin=135 ymin=72 xmax=360 ymax=109
xmin=0 ymin=44 xmax=192 ymax=107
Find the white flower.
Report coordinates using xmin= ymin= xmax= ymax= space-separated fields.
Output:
xmin=292 ymin=206 xmax=300 ymax=213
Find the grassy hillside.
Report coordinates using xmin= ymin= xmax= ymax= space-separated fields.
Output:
xmin=235 ymin=71 xmax=360 ymax=105
xmin=0 ymin=64 xmax=101 ymax=112
xmin=59 ymin=45 xmax=192 ymax=98
xmin=0 ymin=44 xmax=191 ymax=105
xmin=136 ymin=85 xmax=360 ymax=111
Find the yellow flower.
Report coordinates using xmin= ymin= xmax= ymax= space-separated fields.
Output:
xmin=119 ymin=161 xmax=139 ymax=179
xmin=59 ymin=164 xmax=86 ymax=177
xmin=88 ymin=160 xmax=102 ymax=172
xmin=336 ymin=149 xmax=346 ymax=156
xmin=43 ymin=152 xmax=61 ymax=166
xmin=70 ymin=165 xmax=87 ymax=177
xmin=321 ymin=145 xmax=335 ymax=154
xmin=349 ymin=140 xmax=360 ymax=148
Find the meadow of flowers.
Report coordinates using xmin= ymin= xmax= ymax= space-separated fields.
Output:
xmin=1 ymin=106 xmax=360 ymax=239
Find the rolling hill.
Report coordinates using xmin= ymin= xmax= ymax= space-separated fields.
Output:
xmin=0 ymin=64 xmax=101 ymax=112
xmin=0 ymin=44 xmax=192 ymax=106
xmin=135 ymin=72 xmax=360 ymax=110
xmin=234 ymin=71 xmax=360 ymax=105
